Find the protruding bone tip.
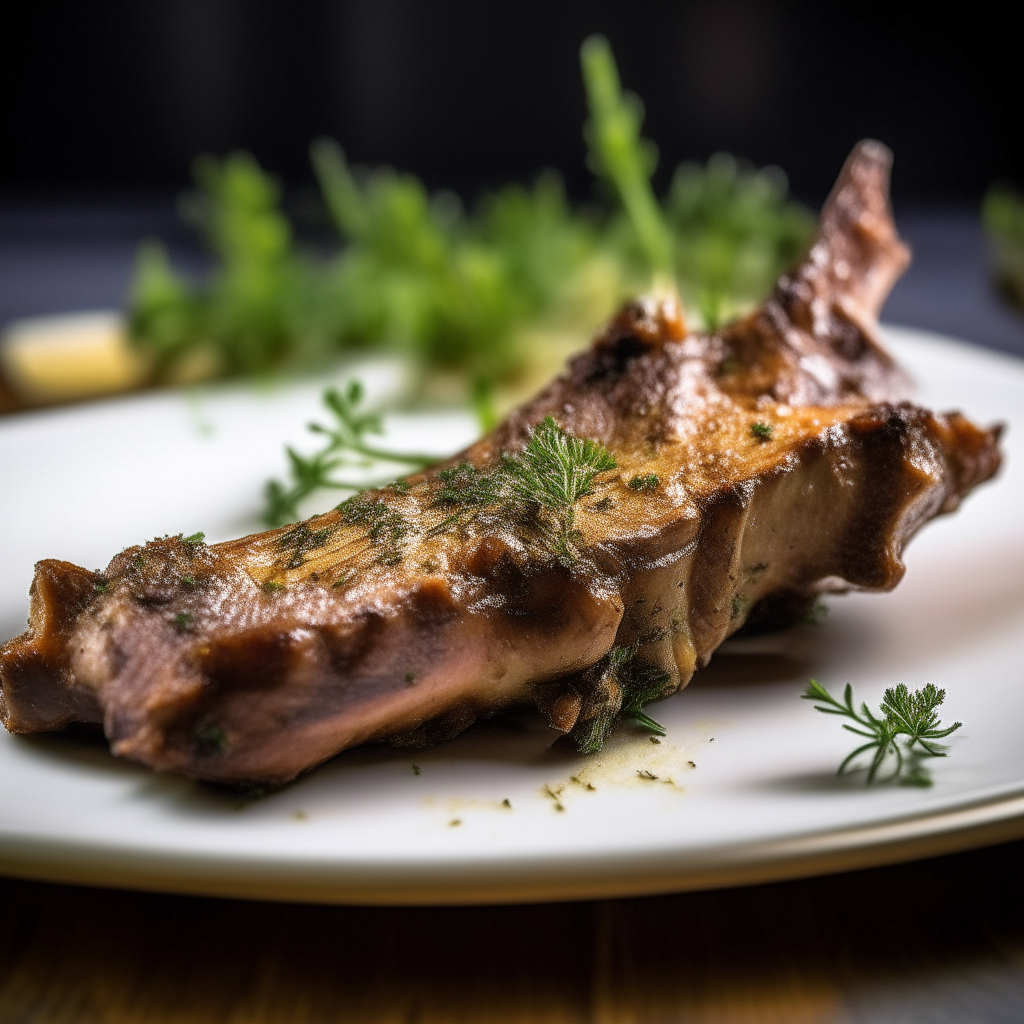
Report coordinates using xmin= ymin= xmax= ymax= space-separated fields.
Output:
xmin=852 ymin=139 xmax=894 ymax=168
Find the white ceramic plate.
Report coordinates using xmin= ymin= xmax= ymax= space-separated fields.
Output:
xmin=1 ymin=326 xmax=1022 ymax=905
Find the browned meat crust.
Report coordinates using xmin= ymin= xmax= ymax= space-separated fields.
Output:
xmin=0 ymin=141 xmax=1002 ymax=784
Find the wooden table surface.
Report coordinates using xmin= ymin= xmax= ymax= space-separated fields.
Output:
xmin=3 ymin=837 xmax=1024 ymax=1023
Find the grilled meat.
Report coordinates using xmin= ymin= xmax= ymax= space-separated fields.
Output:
xmin=0 ymin=141 xmax=1002 ymax=784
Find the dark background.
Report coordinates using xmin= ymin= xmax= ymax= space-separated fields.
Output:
xmin=2 ymin=1 xmax=1021 ymax=205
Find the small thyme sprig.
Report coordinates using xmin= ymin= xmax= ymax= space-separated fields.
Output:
xmin=501 ymin=418 xmax=617 ymax=563
xmin=428 ymin=416 xmax=617 ymax=566
xmin=262 ymin=381 xmax=436 ymax=527
xmin=802 ymin=680 xmax=962 ymax=787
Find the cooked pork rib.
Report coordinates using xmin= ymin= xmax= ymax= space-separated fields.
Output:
xmin=0 ymin=141 xmax=1002 ymax=784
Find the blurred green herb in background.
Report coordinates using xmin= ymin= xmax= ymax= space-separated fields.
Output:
xmin=128 ymin=35 xmax=814 ymax=412
xmin=983 ymin=183 xmax=1024 ymax=312
xmin=580 ymin=35 xmax=673 ymax=283
xmin=667 ymin=154 xmax=814 ymax=329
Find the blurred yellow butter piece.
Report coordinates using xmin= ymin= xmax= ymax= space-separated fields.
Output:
xmin=0 ymin=312 xmax=150 ymax=403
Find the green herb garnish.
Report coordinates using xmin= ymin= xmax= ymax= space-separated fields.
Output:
xmin=668 ymin=153 xmax=814 ymax=327
xmin=983 ymin=183 xmax=1024 ymax=311
xmin=266 ymin=409 xmax=615 ymax=566
xmin=501 ymin=415 xmax=617 ymax=515
xmin=182 ymin=531 xmax=206 ymax=547
xmin=627 ymin=473 xmax=660 ymax=492
xmin=543 ymin=784 xmax=566 ymax=812
xmin=581 ymin=35 xmax=672 ymax=281
xmin=432 ymin=461 xmax=502 ymax=515
xmin=338 ymin=493 xmax=416 ymax=566
xmin=802 ymin=680 xmax=963 ymax=786
xmin=572 ymin=630 xmax=671 ymax=754
xmin=431 ymin=416 xmax=616 ymax=565
xmin=277 ymin=522 xmax=334 ymax=569
xmin=262 ymin=580 xmax=285 ymax=594
xmin=263 ymin=380 xmax=434 ymax=527
xmin=750 ymin=422 xmax=774 ymax=441
xmin=195 ymin=720 xmax=227 ymax=753
xmin=615 ymin=643 xmax=671 ymax=738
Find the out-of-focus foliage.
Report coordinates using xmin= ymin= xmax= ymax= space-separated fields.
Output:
xmin=128 ymin=36 xmax=814 ymax=400
xmin=983 ymin=183 xmax=1024 ymax=311
xmin=310 ymin=140 xmax=601 ymax=388
xmin=131 ymin=154 xmax=313 ymax=381
xmin=667 ymin=155 xmax=814 ymax=328
xmin=578 ymin=37 xmax=813 ymax=330
xmin=580 ymin=35 xmax=672 ymax=281
xmin=131 ymin=150 xmax=607 ymax=406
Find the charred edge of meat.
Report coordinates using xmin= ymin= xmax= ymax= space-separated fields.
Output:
xmin=586 ymin=295 xmax=687 ymax=382
xmin=0 ymin=560 xmax=104 ymax=732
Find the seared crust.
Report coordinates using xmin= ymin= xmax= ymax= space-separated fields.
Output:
xmin=0 ymin=141 xmax=1003 ymax=783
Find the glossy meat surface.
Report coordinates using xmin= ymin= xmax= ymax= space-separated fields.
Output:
xmin=0 ymin=142 xmax=1002 ymax=783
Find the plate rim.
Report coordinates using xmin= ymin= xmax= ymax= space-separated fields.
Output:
xmin=4 ymin=781 xmax=1024 ymax=905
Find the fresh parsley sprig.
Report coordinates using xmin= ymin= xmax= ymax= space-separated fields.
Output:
xmin=262 ymin=380 xmax=435 ymax=527
xmin=802 ymin=679 xmax=962 ymax=787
